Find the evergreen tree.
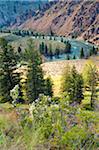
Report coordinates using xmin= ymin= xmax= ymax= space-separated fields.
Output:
xmin=39 ymin=42 xmax=45 ymax=54
xmin=49 ymin=36 xmax=52 ymax=40
xmin=38 ymin=4 xmax=41 ymax=11
xmin=92 ymin=46 xmax=96 ymax=55
xmin=25 ymin=39 xmax=45 ymax=102
xmin=0 ymin=38 xmax=19 ymax=102
xmin=18 ymin=46 xmax=22 ymax=53
xmin=42 ymin=35 xmax=45 ymax=39
xmin=80 ymin=48 xmax=85 ymax=58
xmin=89 ymin=46 xmax=97 ymax=56
xmin=89 ymin=48 xmax=93 ymax=56
xmin=61 ymin=37 xmax=63 ymax=42
xmin=39 ymin=43 xmax=42 ymax=54
xmin=49 ymin=44 xmax=53 ymax=59
xmin=73 ymin=55 xmax=76 ymax=59
xmin=64 ymin=40 xmax=67 ymax=44
xmin=67 ymin=54 xmax=70 ymax=60
xmin=55 ymin=47 xmax=60 ymax=58
xmin=62 ymin=65 xmax=71 ymax=93
xmin=54 ymin=36 xmax=56 ymax=41
xmin=64 ymin=41 xmax=71 ymax=53
xmin=50 ymin=27 xmax=54 ymax=36
xmin=44 ymin=44 xmax=48 ymax=56
xmin=83 ymin=63 xmax=98 ymax=108
xmin=45 ymin=77 xmax=53 ymax=97
xmin=62 ymin=65 xmax=84 ymax=103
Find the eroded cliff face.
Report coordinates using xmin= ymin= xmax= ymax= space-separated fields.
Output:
xmin=19 ymin=0 xmax=99 ymax=45
xmin=0 ymin=0 xmax=98 ymax=45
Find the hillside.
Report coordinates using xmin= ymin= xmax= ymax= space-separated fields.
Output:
xmin=0 ymin=0 xmax=51 ymax=28
xmin=19 ymin=0 xmax=99 ymax=45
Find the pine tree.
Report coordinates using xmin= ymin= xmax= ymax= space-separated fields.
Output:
xmin=89 ymin=48 xmax=93 ymax=56
xmin=39 ymin=42 xmax=45 ymax=54
xmin=61 ymin=37 xmax=63 ymax=42
xmin=44 ymin=44 xmax=48 ymax=56
xmin=64 ymin=41 xmax=71 ymax=53
xmin=89 ymin=46 xmax=97 ymax=56
xmin=67 ymin=54 xmax=70 ymax=60
xmin=45 ymin=77 xmax=53 ymax=97
xmin=80 ymin=48 xmax=85 ymax=58
xmin=92 ymin=46 xmax=96 ymax=54
xmin=18 ymin=46 xmax=22 ymax=53
xmin=70 ymin=66 xmax=84 ymax=103
xmin=25 ymin=39 xmax=45 ymax=103
xmin=42 ymin=35 xmax=45 ymax=39
xmin=39 ymin=43 xmax=42 ymax=54
xmin=55 ymin=47 xmax=60 ymax=58
xmin=49 ymin=44 xmax=53 ymax=59
xmin=62 ymin=65 xmax=84 ymax=104
xmin=62 ymin=65 xmax=71 ymax=93
xmin=49 ymin=36 xmax=52 ymax=40
xmin=54 ymin=36 xmax=56 ymax=41
xmin=50 ymin=27 xmax=54 ymax=36
xmin=83 ymin=63 xmax=98 ymax=108
xmin=73 ymin=55 xmax=76 ymax=59
xmin=0 ymin=38 xmax=19 ymax=102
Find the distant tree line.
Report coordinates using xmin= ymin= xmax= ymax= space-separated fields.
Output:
xmin=39 ymin=40 xmax=72 ymax=59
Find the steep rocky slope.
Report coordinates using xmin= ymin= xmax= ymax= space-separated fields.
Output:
xmin=19 ymin=0 xmax=99 ymax=45
xmin=0 ymin=0 xmax=51 ymax=27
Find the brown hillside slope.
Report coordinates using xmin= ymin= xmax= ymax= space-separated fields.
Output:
xmin=19 ymin=0 xmax=99 ymax=45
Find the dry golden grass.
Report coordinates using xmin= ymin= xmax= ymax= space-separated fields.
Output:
xmin=15 ymin=56 xmax=99 ymax=97
xmin=42 ymin=59 xmax=86 ymax=96
xmin=42 ymin=57 xmax=99 ymax=96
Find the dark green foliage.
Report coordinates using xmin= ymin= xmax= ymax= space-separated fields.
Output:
xmin=49 ymin=36 xmax=52 ymax=40
xmin=42 ymin=35 xmax=45 ymax=39
xmin=64 ymin=41 xmax=71 ymax=53
xmin=80 ymin=48 xmax=85 ymax=58
xmin=50 ymin=27 xmax=54 ymax=36
xmin=25 ymin=39 xmax=45 ymax=102
xmin=17 ymin=84 xmax=24 ymax=103
xmin=61 ymin=37 xmax=63 ymax=42
xmin=26 ymin=64 xmax=45 ymax=103
xmin=67 ymin=54 xmax=70 ymax=60
xmin=73 ymin=55 xmax=76 ymax=59
xmin=48 ymin=44 xmax=53 ymax=59
xmin=55 ymin=48 xmax=60 ymax=58
xmin=17 ymin=46 xmax=22 ymax=53
xmin=92 ymin=46 xmax=97 ymax=55
xmin=39 ymin=43 xmax=42 ymax=54
xmin=64 ymin=40 xmax=67 ymax=44
xmin=62 ymin=65 xmax=84 ymax=103
xmin=44 ymin=44 xmax=48 ymax=56
xmin=39 ymin=42 xmax=45 ymax=54
xmin=83 ymin=64 xmax=98 ymax=109
xmin=54 ymin=36 xmax=56 ymax=41
xmin=45 ymin=77 xmax=53 ymax=97
xmin=89 ymin=46 xmax=97 ymax=56
xmin=0 ymin=38 xmax=19 ymax=102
